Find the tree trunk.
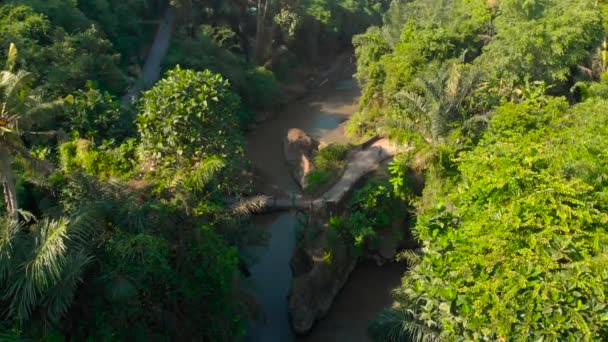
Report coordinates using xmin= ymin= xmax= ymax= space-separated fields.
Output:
xmin=0 ymin=147 xmax=17 ymax=220
xmin=228 ymin=1 xmax=251 ymax=63
xmin=255 ymin=0 xmax=273 ymax=65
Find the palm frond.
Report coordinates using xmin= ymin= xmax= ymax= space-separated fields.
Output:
xmin=5 ymin=43 xmax=17 ymax=72
xmin=66 ymin=207 xmax=104 ymax=247
xmin=445 ymin=64 xmax=462 ymax=100
xmin=396 ymin=249 xmax=421 ymax=267
xmin=455 ymin=68 xmax=481 ymax=105
xmin=395 ymin=90 xmax=427 ymax=113
xmin=0 ymin=70 xmax=32 ymax=109
xmin=17 ymin=209 xmax=37 ymax=223
xmin=0 ymin=217 xmax=22 ymax=283
xmin=120 ymin=203 xmax=149 ymax=233
xmin=28 ymin=218 xmax=70 ymax=289
xmin=5 ymin=268 xmax=39 ymax=322
xmin=2 ymin=216 xmax=96 ymax=323
xmin=418 ymin=73 xmax=447 ymax=108
xmin=185 ymin=155 xmax=225 ymax=191
xmin=231 ymin=195 xmax=270 ymax=216
xmin=369 ymin=308 xmax=440 ymax=342
xmin=43 ymin=250 xmax=93 ymax=322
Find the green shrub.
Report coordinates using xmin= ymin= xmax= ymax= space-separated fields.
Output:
xmin=383 ymin=96 xmax=608 ymax=340
xmin=200 ymin=24 xmax=240 ymax=51
xmin=137 ymin=67 xmax=244 ymax=168
xmin=165 ymin=32 xmax=282 ymax=128
xmin=305 ymin=169 xmax=333 ymax=195
xmin=59 ymin=138 xmax=137 ymax=178
xmin=304 ymin=143 xmax=351 ymax=194
xmin=164 ymin=33 xmax=248 ymax=91
xmin=243 ymin=66 xmax=282 ymax=110
xmin=326 ymin=179 xmax=403 ymax=253
xmin=315 ymin=143 xmax=350 ymax=170
xmin=65 ymin=84 xmax=134 ymax=143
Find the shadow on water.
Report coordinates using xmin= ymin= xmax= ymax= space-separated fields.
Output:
xmin=296 ymin=261 xmax=407 ymax=342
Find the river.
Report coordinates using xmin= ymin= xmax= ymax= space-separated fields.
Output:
xmin=245 ymin=77 xmax=405 ymax=341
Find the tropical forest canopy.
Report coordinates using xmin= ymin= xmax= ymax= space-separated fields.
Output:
xmin=354 ymin=0 xmax=608 ymax=340
xmin=0 ymin=0 xmax=607 ymax=340
xmin=0 ymin=0 xmax=388 ymax=340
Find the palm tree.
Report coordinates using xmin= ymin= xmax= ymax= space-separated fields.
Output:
xmin=0 ymin=43 xmax=58 ymax=220
xmin=0 ymin=215 xmax=94 ymax=325
xmin=394 ymin=63 xmax=480 ymax=142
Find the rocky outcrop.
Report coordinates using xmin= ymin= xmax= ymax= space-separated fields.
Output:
xmin=286 ymin=138 xmax=407 ymax=334
xmin=283 ymin=129 xmax=319 ymax=189
xmin=289 ymin=243 xmax=357 ymax=334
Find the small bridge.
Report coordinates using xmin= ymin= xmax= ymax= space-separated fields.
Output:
xmin=231 ymin=138 xmax=407 ymax=214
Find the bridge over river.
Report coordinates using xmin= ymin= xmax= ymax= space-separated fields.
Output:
xmin=230 ymin=138 xmax=405 ymax=214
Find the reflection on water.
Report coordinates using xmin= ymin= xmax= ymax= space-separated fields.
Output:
xmin=247 ymin=213 xmax=297 ymax=342
xmin=246 ymin=78 xmax=360 ymax=193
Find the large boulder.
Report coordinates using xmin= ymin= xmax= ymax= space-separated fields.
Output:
xmin=283 ymin=128 xmax=319 ymax=189
xmin=289 ymin=244 xmax=357 ymax=334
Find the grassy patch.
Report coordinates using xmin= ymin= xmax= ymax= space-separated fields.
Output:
xmin=304 ymin=143 xmax=352 ymax=195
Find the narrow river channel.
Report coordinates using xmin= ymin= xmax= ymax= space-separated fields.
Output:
xmin=245 ymin=77 xmax=404 ymax=341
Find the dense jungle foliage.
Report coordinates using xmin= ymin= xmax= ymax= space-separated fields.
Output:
xmin=349 ymin=0 xmax=608 ymax=340
xmin=2 ymin=0 xmax=608 ymax=340
xmin=0 ymin=0 xmax=388 ymax=340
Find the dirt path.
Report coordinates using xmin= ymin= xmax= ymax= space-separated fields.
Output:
xmin=123 ymin=8 xmax=176 ymax=103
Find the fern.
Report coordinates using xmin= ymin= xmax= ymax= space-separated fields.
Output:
xmin=28 ymin=218 xmax=70 ymax=289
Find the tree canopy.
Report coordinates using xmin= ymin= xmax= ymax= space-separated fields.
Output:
xmin=1 ymin=0 xmax=608 ymax=340
xmin=353 ymin=0 xmax=608 ymax=341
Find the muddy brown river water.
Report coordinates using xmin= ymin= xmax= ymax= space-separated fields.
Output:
xmin=245 ymin=78 xmax=405 ymax=342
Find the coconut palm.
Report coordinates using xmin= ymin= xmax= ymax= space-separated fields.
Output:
xmin=0 ymin=215 xmax=94 ymax=325
xmin=0 ymin=44 xmax=92 ymax=330
xmin=0 ymin=43 xmax=59 ymax=220
xmin=394 ymin=63 xmax=480 ymax=142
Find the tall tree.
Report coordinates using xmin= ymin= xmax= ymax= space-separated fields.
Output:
xmin=0 ymin=44 xmax=55 ymax=219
